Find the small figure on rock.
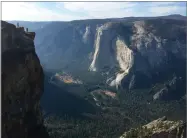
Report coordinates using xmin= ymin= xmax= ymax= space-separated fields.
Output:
xmin=17 ymin=23 xmax=19 ymax=28
xmin=26 ymin=28 xmax=28 ymax=32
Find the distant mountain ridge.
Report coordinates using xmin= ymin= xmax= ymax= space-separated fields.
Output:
xmin=7 ymin=14 xmax=186 ymax=32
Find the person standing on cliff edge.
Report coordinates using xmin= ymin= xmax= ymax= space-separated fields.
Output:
xmin=17 ymin=22 xmax=19 ymax=28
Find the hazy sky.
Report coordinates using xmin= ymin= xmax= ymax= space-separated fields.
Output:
xmin=2 ymin=2 xmax=186 ymax=21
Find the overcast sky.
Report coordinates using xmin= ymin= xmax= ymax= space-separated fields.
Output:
xmin=2 ymin=2 xmax=186 ymax=21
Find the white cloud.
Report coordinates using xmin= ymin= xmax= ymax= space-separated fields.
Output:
xmin=149 ymin=2 xmax=176 ymax=7
xmin=150 ymin=6 xmax=179 ymax=15
xmin=148 ymin=4 xmax=186 ymax=16
xmin=63 ymin=2 xmax=136 ymax=12
xmin=2 ymin=2 xmax=185 ymax=21
xmin=61 ymin=2 xmax=185 ymax=19
xmin=2 ymin=2 xmax=87 ymax=21
xmin=61 ymin=2 xmax=138 ymax=18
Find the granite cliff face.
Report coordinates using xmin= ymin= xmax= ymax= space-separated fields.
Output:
xmin=120 ymin=117 xmax=186 ymax=138
xmin=1 ymin=21 xmax=49 ymax=138
xmin=89 ymin=19 xmax=186 ymax=92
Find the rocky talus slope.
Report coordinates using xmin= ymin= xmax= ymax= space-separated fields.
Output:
xmin=2 ymin=21 xmax=49 ymax=138
xmin=120 ymin=117 xmax=186 ymax=138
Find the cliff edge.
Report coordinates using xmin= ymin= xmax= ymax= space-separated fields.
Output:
xmin=2 ymin=21 xmax=49 ymax=138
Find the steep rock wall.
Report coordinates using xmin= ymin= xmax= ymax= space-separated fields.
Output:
xmin=89 ymin=20 xmax=186 ymax=90
xmin=1 ymin=21 xmax=49 ymax=138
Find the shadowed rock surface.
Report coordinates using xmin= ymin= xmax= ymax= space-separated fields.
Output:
xmin=1 ymin=21 xmax=49 ymax=138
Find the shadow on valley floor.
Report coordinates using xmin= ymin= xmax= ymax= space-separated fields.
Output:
xmin=40 ymin=72 xmax=97 ymax=119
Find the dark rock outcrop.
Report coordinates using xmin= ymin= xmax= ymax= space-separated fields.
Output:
xmin=1 ymin=21 xmax=49 ymax=138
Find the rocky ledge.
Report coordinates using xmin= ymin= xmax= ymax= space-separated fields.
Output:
xmin=120 ymin=116 xmax=186 ymax=138
xmin=1 ymin=21 xmax=49 ymax=138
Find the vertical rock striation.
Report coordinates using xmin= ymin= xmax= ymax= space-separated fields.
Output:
xmin=1 ymin=21 xmax=49 ymax=138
